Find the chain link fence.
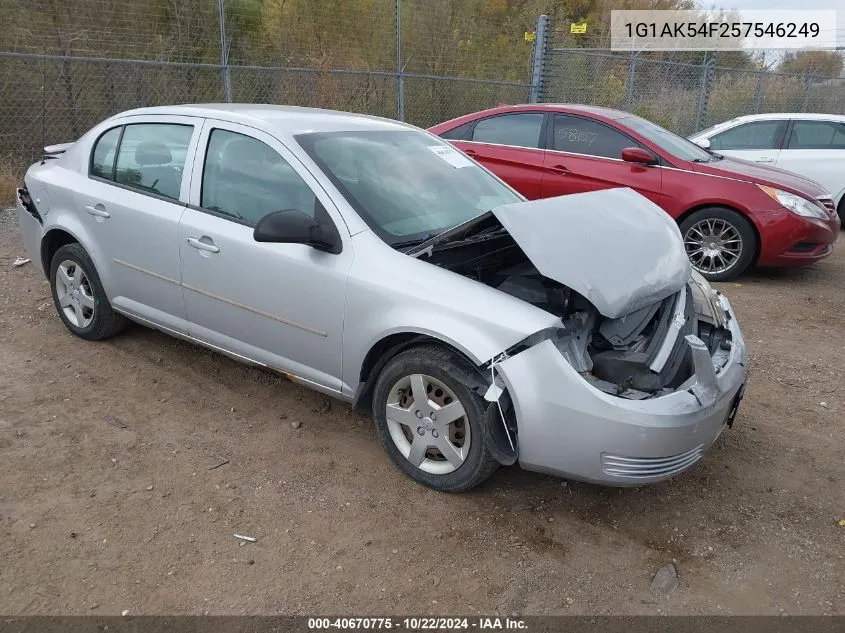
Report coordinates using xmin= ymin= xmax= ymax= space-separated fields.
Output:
xmin=542 ymin=47 xmax=845 ymax=137
xmin=1 ymin=2 xmax=843 ymax=201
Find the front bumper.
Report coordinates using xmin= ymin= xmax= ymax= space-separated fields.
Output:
xmin=495 ymin=295 xmax=747 ymax=485
xmin=755 ymin=207 xmax=838 ymax=267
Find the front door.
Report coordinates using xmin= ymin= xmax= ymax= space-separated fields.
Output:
xmin=707 ymin=119 xmax=786 ymax=165
xmin=179 ymin=120 xmax=351 ymax=393
xmin=541 ymin=114 xmax=662 ymax=206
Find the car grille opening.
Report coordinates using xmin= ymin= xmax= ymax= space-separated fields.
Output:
xmin=601 ymin=444 xmax=705 ymax=478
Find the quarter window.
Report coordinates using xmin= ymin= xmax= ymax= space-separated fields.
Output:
xmin=113 ymin=123 xmax=193 ymax=200
xmin=787 ymin=120 xmax=845 ymax=150
xmin=552 ymin=114 xmax=636 ymax=159
xmin=90 ymin=126 xmax=122 ymax=180
xmin=709 ymin=121 xmax=782 ymax=150
xmin=471 ymin=113 xmax=544 ymax=149
xmin=201 ymin=129 xmax=318 ymax=225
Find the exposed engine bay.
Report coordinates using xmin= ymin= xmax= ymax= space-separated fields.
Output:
xmin=410 ymin=212 xmax=733 ymax=400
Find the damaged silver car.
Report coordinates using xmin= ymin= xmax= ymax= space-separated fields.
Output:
xmin=16 ymin=105 xmax=747 ymax=492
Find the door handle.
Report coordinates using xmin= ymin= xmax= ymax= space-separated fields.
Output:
xmin=548 ymin=164 xmax=570 ymax=175
xmin=186 ymin=237 xmax=220 ymax=253
xmin=756 ymin=157 xmax=775 ymax=163
xmin=463 ymin=149 xmax=479 ymax=157
xmin=85 ymin=204 xmax=110 ymax=218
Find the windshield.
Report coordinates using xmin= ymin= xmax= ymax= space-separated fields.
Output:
xmin=297 ymin=130 xmax=522 ymax=246
xmin=622 ymin=115 xmax=715 ymax=162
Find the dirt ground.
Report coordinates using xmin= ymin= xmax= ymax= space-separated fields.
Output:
xmin=0 ymin=207 xmax=842 ymax=616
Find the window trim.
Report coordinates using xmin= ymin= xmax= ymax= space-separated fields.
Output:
xmin=545 ymin=112 xmax=658 ymax=164
xmin=88 ymin=121 xmax=195 ymax=203
xmin=709 ymin=119 xmax=788 ymax=152
xmin=88 ymin=124 xmax=124 ymax=182
xmin=467 ymin=111 xmax=549 ymax=150
xmin=784 ymin=118 xmax=845 ymax=151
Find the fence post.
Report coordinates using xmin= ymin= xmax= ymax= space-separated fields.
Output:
xmin=395 ymin=0 xmax=405 ymax=121
xmin=217 ymin=0 xmax=233 ymax=102
xmin=801 ymin=74 xmax=813 ymax=111
xmin=752 ymin=71 xmax=765 ymax=113
xmin=623 ymin=52 xmax=637 ymax=111
xmin=693 ymin=56 xmax=715 ymax=133
xmin=527 ymin=14 xmax=549 ymax=103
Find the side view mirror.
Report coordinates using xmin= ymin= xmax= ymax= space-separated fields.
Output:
xmin=253 ymin=209 xmax=342 ymax=254
xmin=621 ymin=147 xmax=658 ymax=165
xmin=693 ymin=137 xmax=711 ymax=150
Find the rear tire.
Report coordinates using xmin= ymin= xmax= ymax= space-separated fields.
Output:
xmin=50 ymin=243 xmax=126 ymax=340
xmin=371 ymin=345 xmax=498 ymax=492
xmin=679 ymin=207 xmax=757 ymax=282
xmin=837 ymin=197 xmax=844 ymax=229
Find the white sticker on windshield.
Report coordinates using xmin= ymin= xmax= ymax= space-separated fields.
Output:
xmin=428 ymin=145 xmax=474 ymax=168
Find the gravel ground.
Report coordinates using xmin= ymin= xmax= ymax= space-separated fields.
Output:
xmin=0 ymin=207 xmax=842 ymax=615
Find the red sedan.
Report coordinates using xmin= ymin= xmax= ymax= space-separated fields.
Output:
xmin=429 ymin=104 xmax=840 ymax=281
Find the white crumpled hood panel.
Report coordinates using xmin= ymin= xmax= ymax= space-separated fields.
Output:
xmin=491 ymin=188 xmax=691 ymax=319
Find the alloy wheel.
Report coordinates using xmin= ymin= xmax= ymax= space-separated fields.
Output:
xmin=55 ymin=259 xmax=96 ymax=328
xmin=683 ymin=218 xmax=743 ymax=275
xmin=385 ymin=373 xmax=470 ymax=475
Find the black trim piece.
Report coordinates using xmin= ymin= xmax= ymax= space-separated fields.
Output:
xmin=186 ymin=203 xmax=255 ymax=228
xmin=774 ymin=120 xmax=789 ymax=150
xmin=112 ymin=125 xmax=126 ymax=181
xmin=88 ymin=175 xmax=188 ymax=207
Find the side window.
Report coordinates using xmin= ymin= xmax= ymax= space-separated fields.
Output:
xmin=787 ymin=120 xmax=845 ymax=150
xmin=90 ymin=126 xmax=122 ymax=180
xmin=440 ymin=121 xmax=474 ymax=141
xmin=201 ymin=129 xmax=318 ymax=225
xmin=114 ymin=123 xmax=193 ymax=200
xmin=552 ymin=114 xmax=636 ymax=159
xmin=709 ymin=121 xmax=781 ymax=150
xmin=471 ymin=113 xmax=544 ymax=149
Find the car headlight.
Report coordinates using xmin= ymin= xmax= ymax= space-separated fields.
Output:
xmin=758 ymin=185 xmax=828 ymax=220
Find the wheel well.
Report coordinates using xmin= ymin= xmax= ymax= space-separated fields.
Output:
xmin=675 ymin=204 xmax=762 ymax=264
xmin=353 ymin=333 xmax=481 ymax=413
xmin=40 ymin=229 xmax=78 ymax=278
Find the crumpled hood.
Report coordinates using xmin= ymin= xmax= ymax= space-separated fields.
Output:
xmin=491 ymin=188 xmax=691 ymax=319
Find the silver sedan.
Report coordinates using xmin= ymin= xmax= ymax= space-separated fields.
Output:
xmin=16 ymin=104 xmax=747 ymax=492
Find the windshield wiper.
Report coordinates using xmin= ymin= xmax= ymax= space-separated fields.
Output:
xmin=392 ymin=233 xmax=440 ymax=250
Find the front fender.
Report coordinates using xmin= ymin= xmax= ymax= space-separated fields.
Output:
xmin=341 ymin=232 xmax=562 ymax=399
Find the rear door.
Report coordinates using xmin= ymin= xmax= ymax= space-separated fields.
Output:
xmin=541 ymin=114 xmax=662 ymax=206
xmin=179 ymin=120 xmax=351 ymax=393
xmin=776 ymin=119 xmax=845 ymax=198
xmin=449 ymin=112 xmax=546 ymax=199
xmin=75 ymin=116 xmax=201 ymax=333
xmin=706 ymin=119 xmax=786 ymax=165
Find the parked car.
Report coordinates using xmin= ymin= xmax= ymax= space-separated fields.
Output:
xmin=429 ymin=104 xmax=840 ymax=281
xmin=17 ymin=104 xmax=746 ymax=492
xmin=690 ymin=113 xmax=845 ymax=228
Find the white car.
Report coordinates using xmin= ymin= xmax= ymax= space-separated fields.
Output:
xmin=690 ymin=113 xmax=845 ymax=226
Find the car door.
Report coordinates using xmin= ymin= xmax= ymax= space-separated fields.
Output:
xmin=179 ymin=120 xmax=351 ymax=394
xmin=776 ymin=119 xmax=845 ymax=199
xmin=541 ymin=114 xmax=662 ymax=206
xmin=707 ymin=119 xmax=786 ymax=165
xmin=449 ymin=112 xmax=547 ymax=199
xmin=75 ymin=116 xmax=201 ymax=333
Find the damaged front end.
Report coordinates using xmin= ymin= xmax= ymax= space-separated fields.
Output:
xmin=411 ymin=188 xmax=748 ymax=483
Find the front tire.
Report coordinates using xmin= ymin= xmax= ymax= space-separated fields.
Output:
xmin=372 ymin=345 xmax=498 ymax=492
xmin=50 ymin=243 xmax=126 ymax=340
xmin=679 ymin=207 xmax=757 ymax=282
